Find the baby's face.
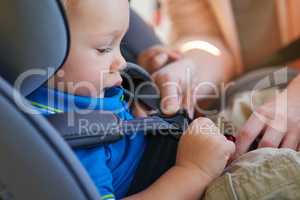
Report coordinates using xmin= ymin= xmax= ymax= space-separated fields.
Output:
xmin=50 ymin=0 xmax=129 ymax=97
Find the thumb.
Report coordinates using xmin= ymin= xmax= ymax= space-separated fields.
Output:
xmin=153 ymin=53 xmax=169 ymax=69
xmin=160 ymin=82 xmax=181 ymax=115
xmin=168 ymin=50 xmax=182 ymax=60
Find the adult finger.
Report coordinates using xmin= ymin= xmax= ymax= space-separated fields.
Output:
xmin=152 ymin=53 xmax=169 ymax=70
xmin=182 ymin=90 xmax=195 ymax=119
xmin=153 ymin=73 xmax=182 ymax=115
xmin=167 ymin=49 xmax=182 ymax=60
xmin=234 ymin=113 xmax=266 ymax=157
xmin=138 ymin=47 xmax=165 ymax=72
xmin=151 ymin=50 xmax=181 ymax=72
xmin=132 ymin=102 xmax=148 ymax=118
xmin=258 ymin=125 xmax=285 ymax=148
xmin=280 ymin=128 xmax=299 ymax=150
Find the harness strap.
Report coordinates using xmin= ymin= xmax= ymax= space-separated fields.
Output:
xmin=47 ymin=110 xmax=191 ymax=148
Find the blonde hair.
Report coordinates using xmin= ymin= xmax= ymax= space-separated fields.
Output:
xmin=60 ymin=0 xmax=69 ymax=6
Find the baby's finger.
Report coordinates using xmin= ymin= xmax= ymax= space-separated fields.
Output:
xmin=188 ymin=117 xmax=218 ymax=135
xmin=225 ymin=140 xmax=236 ymax=157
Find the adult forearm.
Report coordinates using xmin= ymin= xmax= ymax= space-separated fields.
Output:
xmin=123 ymin=166 xmax=211 ymax=200
xmin=182 ymin=37 xmax=236 ymax=83
xmin=164 ymin=0 xmax=238 ymax=81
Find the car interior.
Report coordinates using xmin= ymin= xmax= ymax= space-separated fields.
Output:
xmin=0 ymin=0 xmax=102 ymax=199
xmin=1 ymin=1 xmax=300 ymax=200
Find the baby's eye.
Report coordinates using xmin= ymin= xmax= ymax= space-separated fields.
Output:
xmin=97 ymin=47 xmax=113 ymax=54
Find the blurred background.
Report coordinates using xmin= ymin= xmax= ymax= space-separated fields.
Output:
xmin=131 ymin=0 xmax=169 ymax=42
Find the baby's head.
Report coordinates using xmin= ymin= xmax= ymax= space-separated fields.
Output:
xmin=49 ymin=0 xmax=129 ymax=97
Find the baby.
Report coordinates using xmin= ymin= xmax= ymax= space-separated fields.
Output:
xmin=27 ymin=0 xmax=234 ymax=199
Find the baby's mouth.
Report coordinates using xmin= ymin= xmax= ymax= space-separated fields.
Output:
xmin=115 ymin=80 xmax=123 ymax=86
xmin=109 ymin=72 xmax=123 ymax=86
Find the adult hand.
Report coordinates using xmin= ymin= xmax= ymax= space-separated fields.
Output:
xmin=137 ymin=45 xmax=235 ymax=118
xmin=134 ymin=45 xmax=181 ymax=117
xmin=234 ymin=75 xmax=300 ymax=158
xmin=133 ymin=58 xmax=198 ymax=118
xmin=151 ymin=48 xmax=234 ymax=118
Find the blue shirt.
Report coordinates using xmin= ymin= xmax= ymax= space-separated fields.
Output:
xmin=27 ymin=86 xmax=145 ymax=199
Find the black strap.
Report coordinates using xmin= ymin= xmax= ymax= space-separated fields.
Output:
xmin=47 ymin=110 xmax=191 ymax=148
xmin=121 ymin=63 xmax=161 ymax=111
xmin=127 ymin=134 xmax=178 ymax=196
xmin=250 ymin=37 xmax=300 ymax=70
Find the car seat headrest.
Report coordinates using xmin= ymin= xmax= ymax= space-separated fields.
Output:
xmin=0 ymin=0 xmax=69 ymax=96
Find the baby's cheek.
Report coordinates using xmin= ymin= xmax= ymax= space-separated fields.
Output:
xmin=61 ymin=68 xmax=105 ymax=97
xmin=79 ymin=72 xmax=106 ymax=96
xmin=64 ymin=51 xmax=113 ymax=96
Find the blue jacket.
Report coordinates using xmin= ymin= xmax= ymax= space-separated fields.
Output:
xmin=27 ymin=86 xmax=145 ymax=200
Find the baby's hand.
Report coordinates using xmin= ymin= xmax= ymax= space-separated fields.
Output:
xmin=176 ymin=118 xmax=235 ymax=182
xmin=138 ymin=45 xmax=181 ymax=73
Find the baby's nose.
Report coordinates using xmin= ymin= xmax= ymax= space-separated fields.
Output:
xmin=111 ymin=56 xmax=126 ymax=72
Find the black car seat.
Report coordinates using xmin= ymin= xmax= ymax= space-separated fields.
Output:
xmin=0 ymin=0 xmax=101 ymax=199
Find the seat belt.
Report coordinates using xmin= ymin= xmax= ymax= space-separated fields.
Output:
xmin=48 ymin=109 xmax=191 ymax=148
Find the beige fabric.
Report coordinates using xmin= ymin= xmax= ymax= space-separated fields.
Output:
xmin=203 ymin=148 xmax=300 ymax=200
xmin=164 ymin=0 xmax=300 ymax=74
xmin=219 ymin=87 xmax=280 ymax=131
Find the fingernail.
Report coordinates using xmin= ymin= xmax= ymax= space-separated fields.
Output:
xmin=154 ymin=53 xmax=168 ymax=66
xmin=165 ymin=104 xmax=180 ymax=114
xmin=187 ymin=108 xmax=194 ymax=119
